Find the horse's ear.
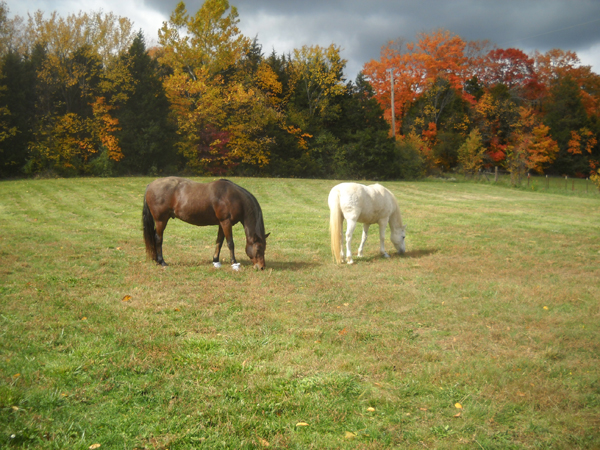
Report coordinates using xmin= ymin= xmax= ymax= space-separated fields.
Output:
xmin=264 ymin=232 xmax=270 ymax=240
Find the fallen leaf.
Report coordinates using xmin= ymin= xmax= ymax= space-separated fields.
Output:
xmin=12 ymin=373 xmax=20 ymax=378
xmin=89 ymin=445 xmax=101 ymax=449
xmin=343 ymin=303 xmax=349 ymax=306
xmin=116 ymin=247 xmax=122 ymax=250
xmin=419 ymin=407 xmax=428 ymax=411
xmin=454 ymin=412 xmax=461 ymax=418
xmin=122 ymin=295 xmax=132 ymax=302
xmin=454 ymin=403 xmax=463 ymax=409
xmin=338 ymin=328 xmax=348 ymax=335
xmin=258 ymin=437 xmax=270 ymax=447
xmin=367 ymin=407 xmax=375 ymax=412
xmin=543 ymin=306 xmax=549 ymax=310
xmin=296 ymin=422 xmax=309 ymax=427
xmin=81 ymin=317 xmax=87 ymax=321
xmin=344 ymin=431 xmax=356 ymax=439
xmin=517 ymin=392 xmax=526 ymax=397
xmin=11 ymin=406 xmax=18 ymax=411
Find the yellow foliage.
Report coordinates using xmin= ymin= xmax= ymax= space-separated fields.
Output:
xmin=457 ymin=129 xmax=485 ymax=175
xmin=291 ymin=44 xmax=347 ymax=116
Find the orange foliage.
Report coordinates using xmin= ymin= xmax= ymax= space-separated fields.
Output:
xmin=364 ymin=29 xmax=483 ymax=132
xmin=285 ymin=125 xmax=312 ymax=150
xmin=568 ymin=128 xmax=597 ymax=155
xmin=91 ymin=97 xmax=123 ymax=161
xmin=509 ymin=107 xmax=559 ymax=174
xmin=421 ymin=122 xmax=437 ymax=146
xmin=534 ymin=49 xmax=600 ymax=116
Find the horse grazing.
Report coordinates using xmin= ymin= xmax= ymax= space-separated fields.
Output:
xmin=328 ymin=182 xmax=406 ymax=264
xmin=142 ymin=177 xmax=269 ymax=270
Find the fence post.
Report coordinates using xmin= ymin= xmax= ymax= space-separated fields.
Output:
xmin=527 ymin=172 xmax=530 ymax=187
xmin=495 ymin=166 xmax=498 ymax=182
xmin=546 ymin=175 xmax=549 ymax=190
xmin=587 ymin=178 xmax=589 ymax=193
xmin=565 ymin=176 xmax=568 ymax=190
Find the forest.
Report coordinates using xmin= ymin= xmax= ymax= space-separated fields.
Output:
xmin=0 ymin=0 xmax=599 ymax=184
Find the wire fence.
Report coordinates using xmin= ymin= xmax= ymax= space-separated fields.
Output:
xmin=456 ymin=167 xmax=600 ymax=196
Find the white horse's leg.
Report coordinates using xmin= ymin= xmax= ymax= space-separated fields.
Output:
xmin=345 ymin=218 xmax=358 ymax=264
xmin=357 ymin=223 xmax=370 ymax=257
xmin=379 ymin=219 xmax=390 ymax=258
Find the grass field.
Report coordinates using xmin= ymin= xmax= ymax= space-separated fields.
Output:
xmin=1 ymin=176 xmax=599 ymax=449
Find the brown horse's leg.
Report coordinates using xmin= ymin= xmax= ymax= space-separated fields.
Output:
xmin=155 ymin=219 xmax=169 ymax=266
xmin=213 ymin=225 xmax=225 ymax=264
xmin=220 ymin=220 xmax=237 ymax=264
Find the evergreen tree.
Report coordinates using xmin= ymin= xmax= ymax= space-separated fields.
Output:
xmin=115 ymin=32 xmax=178 ymax=174
xmin=0 ymin=50 xmax=38 ymax=177
xmin=543 ymin=75 xmax=589 ymax=175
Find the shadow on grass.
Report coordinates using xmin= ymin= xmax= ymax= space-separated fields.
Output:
xmin=265 ymin=260 xmax=321 ymax=271
xmin=355 ymin=248 xmax=439 ymax=263
xmin=164 ymin=259 xmax=321 ymax=272
xmin=398 ymin=248 xmax=439 ymax=259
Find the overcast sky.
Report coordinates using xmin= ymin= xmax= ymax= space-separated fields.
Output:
xmin=12 ymin=0 xmax=600 ymax=81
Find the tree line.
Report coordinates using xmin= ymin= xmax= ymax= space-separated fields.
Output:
xmin=1 ymin=1 xmax=599 ymax=185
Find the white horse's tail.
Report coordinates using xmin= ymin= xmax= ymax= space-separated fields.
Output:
xmin=329 ymin=188 xmax=343 ymax=264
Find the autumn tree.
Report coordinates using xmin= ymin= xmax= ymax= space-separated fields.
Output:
xmin=471 ymin=88 xmax=520 ymax=164
xmin=290 ymin=44 xmax=347 ymax=117
xmin=158 ymin=1 xmax=277 ymax=174
xmin=457 ymin=129 xmax=485 ymax=176
xmin=505 ymin=107 xmax=559 ymax=184
xmin=478 ymin=48 xmax=541 ymax=102
xmin=19 ymin=10 xmax=135 ymax=175
xmin=364 ymin=29 xmax=486 ymax=137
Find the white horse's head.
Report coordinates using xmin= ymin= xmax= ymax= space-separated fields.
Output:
xmin=391 ymin=225 xmax=406 ymax=254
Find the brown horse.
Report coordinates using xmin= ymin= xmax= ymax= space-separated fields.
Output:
xmin=142 ymin=177 xmax=269 ymax=270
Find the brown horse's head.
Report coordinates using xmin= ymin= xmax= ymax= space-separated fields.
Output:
xmin=246 ymin=232 xmax=269 ymax=270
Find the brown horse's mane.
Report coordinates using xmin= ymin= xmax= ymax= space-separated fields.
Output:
xmin=220 ymin=179 xmax=266 ymax=241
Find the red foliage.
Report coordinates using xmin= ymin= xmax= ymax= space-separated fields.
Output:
xmin=487 ymin=137 xmax=507 ymax=163
xmin=195 ymin=126 xmax=234 ymax=175
xmin=480 ymin=48 xmax=542 ymax=101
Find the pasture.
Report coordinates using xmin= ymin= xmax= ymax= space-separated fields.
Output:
xmin=1 ymin=177 xmax=599 ymax=449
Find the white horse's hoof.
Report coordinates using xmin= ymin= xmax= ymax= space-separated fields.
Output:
xmin=213 ymin=262 xmax=222 ymax=268
xmin=231 ymin=263 xmax=241 ymax=271
xmin=347 ymin=259 xmax=354 ymax=265
xmin=382 ymin=253 xmax=390 ymax=258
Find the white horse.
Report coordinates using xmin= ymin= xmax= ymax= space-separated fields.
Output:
xmin=328 ymin=182 xmax=406 ymax=264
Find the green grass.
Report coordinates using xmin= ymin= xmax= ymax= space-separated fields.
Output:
xmin=455 ymin=171 xmax=600 ymax=197
xmin=1 ymin=176 xmax=599 ymax=449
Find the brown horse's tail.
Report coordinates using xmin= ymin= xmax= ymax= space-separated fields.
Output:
xmin=142 ymin=195 xmax=157 ymax=262
xmin=329 ymin=188 xmax=343 ymax=264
